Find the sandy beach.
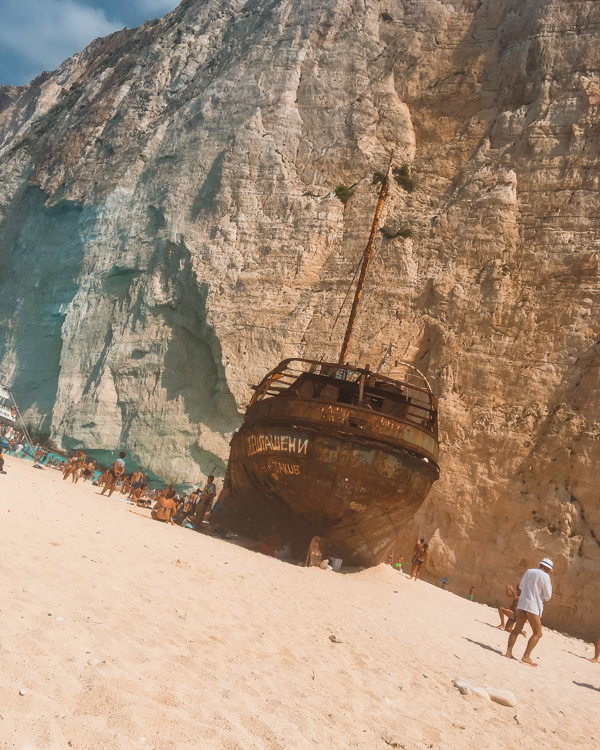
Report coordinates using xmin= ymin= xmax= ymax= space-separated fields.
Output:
xmin=0 ymin=455 xmax=598 ymax=750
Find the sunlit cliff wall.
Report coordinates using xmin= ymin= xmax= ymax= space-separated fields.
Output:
xmin=0 ymin=0 xmax=599 ymax=637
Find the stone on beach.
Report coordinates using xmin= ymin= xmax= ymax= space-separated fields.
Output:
xmin=485 ymin=686 xmax=518 ymax=707
xmin=453 ymin=677 xmax=491 ymax=702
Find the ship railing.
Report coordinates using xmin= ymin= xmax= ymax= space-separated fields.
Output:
xmin=249 ymin=358 xmax=438 ymax=435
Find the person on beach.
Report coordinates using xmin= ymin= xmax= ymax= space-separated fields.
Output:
xmin=63 ymin=450 xmax=85 ymax=482
xmin=505 ymin=559 xmax=553 ymax=667
xmin=128 ymin=468 xmax=143 ymax=495
xmin=395 ymin=554 xmax=404 ymax=572
xmin=496 ymin=584 xmax=527 ymax=636
xmin=590 ymin=637 xmax=600 ymax=663
xmin=82 ymin=460 xmax=96 ymax=482
xmin=151 ymin=486 xmax=178 ymax=524
xmin=0 ymin=447 xmax=5 ymax=474
xmin=62 ymin=456 xmax=75 ymax=479
xmin=120 ymin=474 xmax=132 ymax=495
xmin=469 ymin=586 xmax=475 ymax=601
xmin=193 ymin=476 xmax=216 ymax=529
xmin=174 ymin=489 xmax=197 ymax=525
xmin=72 ymin=450 xmax=86 ymax=483
xmin=410 ymin=541 xmax=428 ymax=580
xmin=100 ymin=452 xmax=126 ymax=497
xmin=130 ymin=485 xmax=145 ymax=505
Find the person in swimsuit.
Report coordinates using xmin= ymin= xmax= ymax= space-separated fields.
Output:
xmin=496 ymin=584 xmax=528 ymax=637
xmin=100 ymin=452 xmax=127 ymax=497
xmin=120 ymin=474 xmax=132 ymax=495
xmin=410 ymin=540 xmax=428 ymax=580
xmin=151 ymin=485 xmax=177 ymax=523
xmin=410 ymin=539 xmax=425 ymax=579
xmin=82 ymin=460 xmax=96 ymax=482
xmin=72 ymin=450 xmax=86 ymax=483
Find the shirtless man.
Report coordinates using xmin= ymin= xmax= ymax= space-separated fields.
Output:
xmin=505 ymin=559 xmax=553 ymax=667
xmin=128 ymin=468 xmax=143 ymax=496
xmin=590 ymin=637 xmax=600 ymax=663
xmin=100 ymin=452 xmax=127 ymax=497
xmin=151 ymin=485 xmax=178 ymax=524
xmin=410 ymin=540 xmax=428 ymax=580
xmin=496 ymin=584 xmax=527 ymax=637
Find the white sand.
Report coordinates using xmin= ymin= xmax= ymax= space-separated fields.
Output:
xmin=1 ymin=455 xmax=598 ymax=749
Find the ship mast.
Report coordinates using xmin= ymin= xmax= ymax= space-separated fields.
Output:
xmin=338 ymin=154 xmax=393 ymax=365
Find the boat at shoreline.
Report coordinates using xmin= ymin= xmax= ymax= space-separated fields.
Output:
xmin=218 ymin=159 xmax=440 ymax=566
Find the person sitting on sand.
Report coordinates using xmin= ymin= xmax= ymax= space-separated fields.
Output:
xmin=410 ymin=542 xmax=428 ymax=580
xmin=496 ymin=584 xmax=527 ymax=637
xmin=261 ymin=527 xmax=282 ymax=557
xmin=100 ymin=452 xmax=126 ymax=497
xmin=151 ymin=487 xmax=178 ymax=524
xmin=0 ymin=447 xmax=5 ymax=474
xmin=130 ymin=486 xmax=145 ymax=505
xmin=174 ymin=489 xmax=196 ymax=525
xmin=505 ymin=559 xmax=553 ymax=667
xmin=590 ymin=637 xmax=600 ymax=663
xmin=193 ymin=476 xmax=216 ymax=529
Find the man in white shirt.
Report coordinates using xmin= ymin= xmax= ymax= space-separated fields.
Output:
xmin=505 ymin=558 xmax=553 ymax=667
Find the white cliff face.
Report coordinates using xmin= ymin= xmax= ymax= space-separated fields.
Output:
xmin=0 ymin=0 xmax=599 ymax=637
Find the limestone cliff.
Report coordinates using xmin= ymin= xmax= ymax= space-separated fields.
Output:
xmin=0 ymin=0 xmax=599 ymax=637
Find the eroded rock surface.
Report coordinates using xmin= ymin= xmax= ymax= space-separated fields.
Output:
xmin=0 ymin=0 xmax=599 ymax=637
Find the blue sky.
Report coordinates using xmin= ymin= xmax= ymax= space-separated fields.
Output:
xmin=0 ymin=0 xmax=180 ymax=86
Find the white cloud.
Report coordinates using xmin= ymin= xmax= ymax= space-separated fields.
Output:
xmin=0 ymin=0 xmax=121 ymax=74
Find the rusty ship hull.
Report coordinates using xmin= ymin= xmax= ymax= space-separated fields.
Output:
xmin=218 ymin=359 xmax=440 ymax=567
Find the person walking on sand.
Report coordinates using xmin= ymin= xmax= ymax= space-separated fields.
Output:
xmin=100 ymin=452 xmax=126 ymax=497
xmin=410 ymin=542 xmax=428 ymax=580
xmin=590 ymin=637 xmax=600 ymax=663
xmin=505 ymin=558 xmax=553 ymax=667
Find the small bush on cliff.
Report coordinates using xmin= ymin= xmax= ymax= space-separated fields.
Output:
xmin=372 ymin=171 xmax=385 ymax=186
xmin=380 ymin=12 xmax=393 ymax=22
xmin=334 ymin=185 xmax=353 ymax=205
xmin=393 ymin=164 xmax=415 ymax=193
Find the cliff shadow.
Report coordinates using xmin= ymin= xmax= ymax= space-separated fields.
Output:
xmin=0 ymin=186 xmax=88 ymax=434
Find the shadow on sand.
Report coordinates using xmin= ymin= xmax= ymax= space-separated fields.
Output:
xmin=573 ymin=680 xmax=600 ymax=692
xmin=462 ymin=637 xmax=504 ymax=656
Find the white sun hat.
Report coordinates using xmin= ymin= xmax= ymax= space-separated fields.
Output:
xmin=540 ymin=558 xmax=553 ymax=571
